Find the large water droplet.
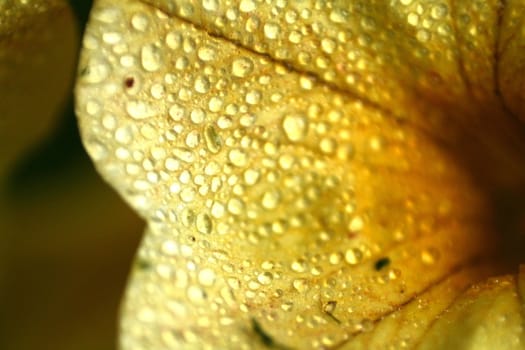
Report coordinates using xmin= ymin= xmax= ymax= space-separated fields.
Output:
xmin=282 ymin=114 xmax=308 ymax=142
xmin=204 ymin=125 xmax=222 ymax=154
xmin=141 ymin=44 xmax=162 ymax=72
xmin=126 ymin=100 xmax=157 ymax=119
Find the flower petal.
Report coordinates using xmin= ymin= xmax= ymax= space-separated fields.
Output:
xmin=0 ymin=0 xmax=77 ymax=179
xmin=75 ymin=0 xmax=525 ymax=349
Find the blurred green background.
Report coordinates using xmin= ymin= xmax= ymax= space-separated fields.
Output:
xmin=1 ymin=1 xmax=144 ymax=349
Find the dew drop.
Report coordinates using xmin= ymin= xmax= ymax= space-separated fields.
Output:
xmin=173 ymin=147 xmax=195 ymax=163
xmin=204 ymin=125 xmax=222 ymax=154
xmin=264 ymin=22 xmax=280 ymax=39
xmin=81 ymin=57 xmax=110 ymax=83
xmin=211 ymin=201 xmax=225 ymax=218
xmin=282 ymin=114 xmax=308 ymax=142
xmin=329 ymin=252 xmax=343 ymax=265
xmin=229 ymin=148 xmax=248 ymax=167
xmin=416 ymin=29 xmax=431 ymax=42
xmin=102 ymin=31 xmax=122 ymax=44
xmin=257 ymin=272 xmax=273 ymax=285
xmin=292 ymin=278 xmax=308 ymax=292
xmin=115 ymin=126 xmax=132 ymax=144
xmin=281 ymin=301 xmax=293 ymax=311
xmin=187 ymin=285 xmax=206 ymax=304
xmin=166 ymin=31 xmax=182 ymax=49
xmin=243 ymin=169 xmax=260 ymax=185
xmin=194 ymin=75 xmax=210 ymax=93
xmin=345 ymin=248 xmax=363 ymax=265
xmin=227 ymin=198 xmax=245 ymax=215
xmin=85 ymin=138 xmax=108 ymax=161
xmin=208 ymin=97 xmax=223 ymax=112
xmin=261 ymin=190 xmax=281 ymax=210
xmin=196 ymin=213 xmax=213 ymax=234
xmin=239 ymin=0 xmax=256 ymax=12
xmin=126 ymin=100 xmax=157 ymax=119
xmin=131 ymin=13 xmax=149 ymax=31
xmin=291 ymin=259 xmax=307 ymax=273
xmin=431 ymin=4 xmax=448 ymax=19
xmin=231 ymin=57 xmax=254 ymax=78
xmin=421 ymin=248 xmax=440 ymax=265
xmin=245 ymin=90 xmax=261 ymax=105
xmin=202 ymin=0 xmax=219 ymax=12
xmin=169 ymin=103 xmax=185 ymax=121
xmin=198 ymin=268 xmax=216 ymax=286
xmin=141 ymin=44 xmax=162 ymax=72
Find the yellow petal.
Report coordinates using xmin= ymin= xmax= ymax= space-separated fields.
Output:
xmin=498 ymin=0 xmax=525 ymax=122
xmin=0 ymin=0 xmax=77 ymax=179
xmin=416 ymin=272 xmax=525 ymax=350
xmin=75 ymin=0 xmax=525 ymax=349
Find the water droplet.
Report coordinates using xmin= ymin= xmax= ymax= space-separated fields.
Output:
xmin=261 ymin=189 xmax=281 ymax=210
xmin=194 ymin=75 xmax=210 ymax=93
xmin=345 ymin=248 xmax=363 ymax=265
xmin=282 ymin=114 xmax=308 ymax=142
xmin=239 ymin=0 xmax=256 ymax=12
xmin=431 ymin=4 xmax=448 ymax=19
xmin=81 ymin=57 xmax=110 ymax=83
xmin=211 ymin=201 xmax=225 ymax=218
xmin=102 ymin=31 xmax=122 ymax=44
xmin=228 ymin=148 xmax=248 ymax=167
xmin=320 ymin=137 xmax=336 ymax=154
xmin=257 ymin=272 xmax=273 ymax=285
xmin=169 ymin=103 xmax=185 ymax=121
xmin=292 ymin=278 xmax=308 ymax=292
xmin=131 ymin=13 xmax=149 ymax=31
xmin=416 ymin=29 xmax=431 ymax=42
xmin=141 ymin=44 xmax=162 ymax=71
xmin=198 ymin=268 xmax=216 ymax=286
xmin=329 ymin=8 xmax=347 ymax=23
xmin=126 ymin=100 xmax=157 ymax=119
xmin=187 ymin=285 xmax=206 ymax=304
xmin=421 ymin=248 xmax=440 ymax=265
xmin=264 ymin=22 xmax=280 ymax=39
xmin=245 ymin=90 xmax=261 ymax=105
xmin=185 ymin=131 xmax=200 ymax=148
xmin=115 ymin=126 xmax=132 ymax=144
xmin=196 ymin=213 xmax=212 ymax=234
xmin=243 ymin=169 xmax=260 ymax=185
xmin=85 ymin=138 xmax=108 ymax=161
xmin=321 ymin=38 xmax=336 ymax=54
xmin=329 ymin=252 xmax=343 ymax=265
xmin=407 ymin=12 xmax=419 ymax=26
xmin=166 ymin=31 xmax=182 ymax=49
xmin=231 ymin=57 xmax=254 ymax=78
xmin=173 ymin=147 xmax=194 ymax=163
xmin=202 ymin=0 xmax=219 ymax=12
xmin=348 ymin=216 xmax=364 ymax=232
xmin=208 ymin=97 xmax=223 ymax=112
xmin=291 ymin=259 xmax=307 ymax=273
xmin=281 ymin=301 xmax=293 ymax=311
xmin=204 ymin=125 xmax=222 ymax=153
xmin=227 ymin=198 xmax=245 ymax=215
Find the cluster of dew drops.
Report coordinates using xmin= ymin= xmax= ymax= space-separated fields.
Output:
xmin=75 ymin=0 xmax=460 ymax=348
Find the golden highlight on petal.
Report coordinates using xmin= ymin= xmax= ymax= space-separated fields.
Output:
xmin=75 ymin=0 xmax=525 ymax=349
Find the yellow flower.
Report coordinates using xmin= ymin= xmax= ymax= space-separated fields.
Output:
xmin=3 ymin=0 xmax=525 ymax=349
xmin=76 ymin=0 xmax=525 ymax=348
xmin=1 ymin=2 xmax=143 ymax=349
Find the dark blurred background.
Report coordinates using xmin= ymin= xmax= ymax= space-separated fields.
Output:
xmin=1 ymin=1 xmax=144 ymax=349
